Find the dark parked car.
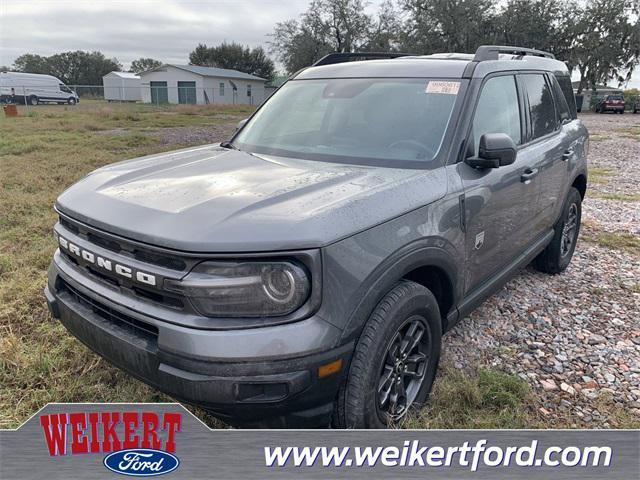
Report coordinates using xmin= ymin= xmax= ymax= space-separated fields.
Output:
xmin=595 ymin=94 xmax=625 ymax=114
xmin=46 ymin=46 xmax=588 ymax=428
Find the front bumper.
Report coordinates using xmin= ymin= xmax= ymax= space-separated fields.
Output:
xmin=46 ymin=256 xmax=351 ymax=427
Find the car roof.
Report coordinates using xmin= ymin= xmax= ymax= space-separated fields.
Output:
xmin=295 ymin=53 xmax=569 ymax=81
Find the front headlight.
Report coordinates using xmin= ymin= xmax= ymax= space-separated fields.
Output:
xmin=164 ymin=261 xmax=310 ymax=318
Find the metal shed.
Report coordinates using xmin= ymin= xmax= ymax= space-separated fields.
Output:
xmin=139 ymin=64 xmax=266 ymax=105
xmin=103 ymin=71 xmax=142 ymax=102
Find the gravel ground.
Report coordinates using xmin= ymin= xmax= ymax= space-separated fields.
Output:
xmin=443 ymin=112 xmax=640 ymax=427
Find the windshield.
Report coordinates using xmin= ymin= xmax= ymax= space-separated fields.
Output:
xmin=233 ymin=78 xmax=462 ymax=167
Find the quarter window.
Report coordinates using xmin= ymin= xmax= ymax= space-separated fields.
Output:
xmin=549 ymin=75 xmax=571 ymax=124
xmin=522 ymin=74 xmax=557 ymax=140
xmin=247 ymin=84 xmax=252 ymax=97
xmin=471 ymin=75 xmax=521 ymax=156
xmin=555 ymin=75 xmax=577 ymax=118
xmin=219 ymin=82 xmax=224 ymax=96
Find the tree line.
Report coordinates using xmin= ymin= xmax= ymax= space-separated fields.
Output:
xmin=3 ymin=0 xmax=638 ymax=91
xmin=270 ymin=0 xmax=640 ymax=92
xmin=3 ymin=44 xmax=276 ymax=84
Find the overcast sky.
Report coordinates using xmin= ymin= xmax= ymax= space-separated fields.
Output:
xmin=1 ymin=0 xmax=638 ymax=86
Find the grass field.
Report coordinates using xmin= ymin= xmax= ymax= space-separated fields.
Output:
xmin=0 ymin=100 xmax=604 ymax=429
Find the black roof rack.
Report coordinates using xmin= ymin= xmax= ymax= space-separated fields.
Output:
xmin=312 ymin=52 xmax=414 ymax=67
xmin=473 ymin=45 xmax=555 ymax=61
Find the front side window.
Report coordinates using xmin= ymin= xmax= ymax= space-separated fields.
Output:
xmin=470 ymin=75 xmax=521 ymax=156
xmin=233 ymin=78 xmax=462 ymax=167
xmin=521 ymin=74 xmax=557 ymax=140
xmin=60 ymin=84 xmax=71 ymax=93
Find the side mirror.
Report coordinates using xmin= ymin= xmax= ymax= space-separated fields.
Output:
xmin=236 ymin=118 xmax=248 ymax=131
xmin=465 ymin=133 xmax=517 ymax=169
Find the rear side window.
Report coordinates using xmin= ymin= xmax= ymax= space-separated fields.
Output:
xmin=471 ymin=75 xmax=521 ymax=156
xmin=549 ymin=75 xmax=571 ymax=124
xmin=521 ymin=74 xmax=557 ymax=140
xmin=554 ymin=75 xmax=577 ymax=119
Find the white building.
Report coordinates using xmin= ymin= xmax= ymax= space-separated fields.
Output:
xmin=103 ymin=71 xmax=142 ymax=102
xmin=139 ymin=64 xmax=266 ymax=105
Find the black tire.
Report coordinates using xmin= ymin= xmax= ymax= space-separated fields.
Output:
xmin=29 ymin=95 xmax=38 ymax=106
xmin=333 ymin=281 xmax=442 ymax=428
xmin=68 ymin=97 xmax=76 ymax=105
xmin=533 ymin=187 xmax=582 ymax=274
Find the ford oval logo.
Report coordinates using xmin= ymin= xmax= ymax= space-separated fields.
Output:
xmin=103 ymin=449 xmax=179 ymax=477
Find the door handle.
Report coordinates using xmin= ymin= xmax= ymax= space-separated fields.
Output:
xmin=521 ymin=168 xmax=539 ymax=184
xmin=561 ymin=148 xmax=574 ymax=161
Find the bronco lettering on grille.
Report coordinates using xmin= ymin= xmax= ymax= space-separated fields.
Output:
xmin=57 ymin=235 xmax=157 ymax=286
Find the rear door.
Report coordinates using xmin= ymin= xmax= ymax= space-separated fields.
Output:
xmin=517 ymin=73 xmax=567 ymax=232
xmin=460 ymin=73 xmax=540 ymax=292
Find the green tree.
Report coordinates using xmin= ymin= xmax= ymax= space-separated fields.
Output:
xmin=271 ymin=0 xmax=398 ymax=73
xmin=45 ymin=51 xmax=122 ymax=85
xmin=11 ymin=54 xmax=50 ymax=74
xmin=188 ymin=42 xmax=275 ymax=80
xmin=12 ymin=51 xmax=121 ymax=85
xmin=400 ymin=0 xmax=499 ymax=54
xmin=571 ymin=0 xmax=640 ymax=93
xmin=130 ymin=57 xmax=162 ymax=74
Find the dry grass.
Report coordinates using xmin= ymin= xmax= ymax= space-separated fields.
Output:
xmin=402 ymin=367 xmax=533 ymax=429
xmin=587 ymin=167 xmax=614 ymax=185
xmin=0 ymin=100 xmax=253 ymax=428
xmin=593 ymin=192 xmax=640 ymax=202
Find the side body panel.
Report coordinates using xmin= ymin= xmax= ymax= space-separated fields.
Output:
xmin=324 ymin=164 xmax=465 ymax=343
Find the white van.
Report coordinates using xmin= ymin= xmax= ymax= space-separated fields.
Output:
xmin=0 ymin=72 xmax=79 ymax=105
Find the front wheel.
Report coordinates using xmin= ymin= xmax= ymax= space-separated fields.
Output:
xmin=28 ymin=95 xmax=38 ymax=106
xmin=68 ymin=97 xmax=76 ymax=105
xmin=333 ymin=281 xmax=442 ymax=428
xmin=533 ymin=187 xmax=582 ymax=274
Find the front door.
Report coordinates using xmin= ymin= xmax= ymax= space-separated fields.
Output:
xmin=150 ymin=81 xmax=168 ymax=104
xmin=460 ymin=74 xmax=540 ymax=293
xmin=178 ymin=81 xmax=197 ymax=104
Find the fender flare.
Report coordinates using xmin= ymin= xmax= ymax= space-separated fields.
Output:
xmin=339 ymin=238 xmax=462 ymax=344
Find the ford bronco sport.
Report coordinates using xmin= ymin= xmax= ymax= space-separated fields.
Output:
xmin=45 ymin=46 xmax=588 ymax=428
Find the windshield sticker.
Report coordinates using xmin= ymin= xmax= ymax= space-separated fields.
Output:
xmin=426 ymin=81 xmax=460 ymax=95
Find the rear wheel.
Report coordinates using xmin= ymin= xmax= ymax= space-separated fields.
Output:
xmin=333 ymin=281 xmax=441 ymax=428
xmin=533 ymin=187 xmax=582 ymax=274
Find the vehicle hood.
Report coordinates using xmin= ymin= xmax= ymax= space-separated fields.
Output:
xmin=56 ymin=144 xmax=448 ymax=252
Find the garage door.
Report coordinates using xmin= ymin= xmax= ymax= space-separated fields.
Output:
xmin=178 ymin=81 xmax=197 ymax=104
xmin=150 ymin=81 xmax=168 ymax=104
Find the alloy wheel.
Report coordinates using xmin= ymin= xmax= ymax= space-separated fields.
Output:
xmin=377 ymin=316 xmax=431 ymax=422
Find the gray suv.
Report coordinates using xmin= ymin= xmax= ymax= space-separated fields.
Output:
xmin=45 ymin=46 xmax=588 ymax=428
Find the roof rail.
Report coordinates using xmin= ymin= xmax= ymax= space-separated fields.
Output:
xmin=473 ymin=45 xmax=555 ymax=62
xmin=312 ymin=52 xmax=414 ymax=67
